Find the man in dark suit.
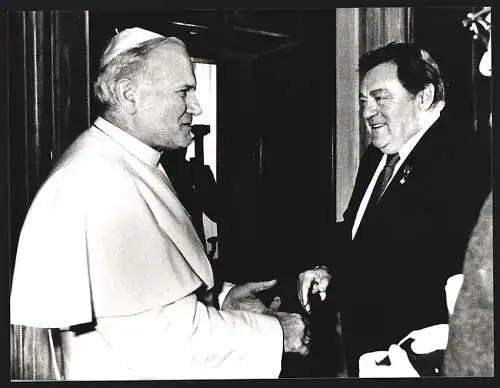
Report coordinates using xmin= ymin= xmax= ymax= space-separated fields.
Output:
xmin=297 ymin=42 xmax=486 ymax=376
xmin=357 ymin=8 xmax=493 ymax=378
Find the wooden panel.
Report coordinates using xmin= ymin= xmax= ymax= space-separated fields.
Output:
xmin=383 ymin=7 xmax=412 ymax=44
xmin=361 ymin=7 xmax=410 ymax=53
xmin=336 ymin=8 xmax=360 ymax=221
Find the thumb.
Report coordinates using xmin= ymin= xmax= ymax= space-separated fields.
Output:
xmin=387 ymin=345 xmax=411 ymax=365
xmin=248 ymin=279 xmax=278 ymax=293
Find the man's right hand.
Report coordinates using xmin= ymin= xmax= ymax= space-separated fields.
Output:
xmin=297 ymin=267 xmax=332 ymax=313
xmin=270 ymin=312 xmax=310 ymax=356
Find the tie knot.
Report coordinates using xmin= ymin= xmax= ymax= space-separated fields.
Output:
xmin=386 ymin=153 xmax=400 ymax=167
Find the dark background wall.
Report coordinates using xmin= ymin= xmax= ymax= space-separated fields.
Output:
xmin=413 ymin=7 xmax=491 ymax=136
xmin=412 ymin=7 xmax=492 ymax=204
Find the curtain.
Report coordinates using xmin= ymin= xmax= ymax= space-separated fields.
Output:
xmin=8 ymin=10 xmax=91 ymax=380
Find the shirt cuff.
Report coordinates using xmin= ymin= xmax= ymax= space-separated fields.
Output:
xmin=218 ymin=281 xmax=236 ymax=309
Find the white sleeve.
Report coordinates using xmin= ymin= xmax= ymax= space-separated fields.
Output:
xmin=93 ymin=293 xmax=283 ymax=379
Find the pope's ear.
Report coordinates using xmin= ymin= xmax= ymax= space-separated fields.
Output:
xmin=115 ymin=78 xmax=137 ymax=114
xmin=418 ymin=83 xmax=435 ymax=111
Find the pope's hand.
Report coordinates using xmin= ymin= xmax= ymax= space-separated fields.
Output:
xmin=221 ymin=279 xmax=281 ymax=313
xmin=358 ymin=345 xmax=420 ymax=378
xmin=297 ymin=267 xmax=331 ymax=313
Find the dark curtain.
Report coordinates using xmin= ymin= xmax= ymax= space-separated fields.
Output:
xmin=8 ymin=10 xmax=90 ymax=380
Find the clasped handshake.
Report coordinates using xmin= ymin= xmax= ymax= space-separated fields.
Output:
xmin=219 ymin=267 xmax=332 ymax=357
xmin=220 ymin=279 xmax=311 ymax=356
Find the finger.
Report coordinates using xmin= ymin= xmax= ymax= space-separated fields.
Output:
xmin=387 ymin=345 xmax=410 ymax=365
xmin=300 ymin=276 xmax=313 ymax=309
xmin=300 ymin=343 xmax=310 ymax=357
xmin=319 ymin=291 xmax=326 ymax=301
xmin=318 ymin=276 xmax=330 ymax=292
xmin=410 ymin=324 xmax=449 ymax=354
xmin=268 ymin=296 xmax=281 ymax=311
xmin=248 ymin=279 xmax=278 ymax=292
xmin=397 ymin=331 xmax=414 ymax=346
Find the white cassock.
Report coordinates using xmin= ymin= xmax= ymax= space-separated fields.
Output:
xmin=10 ymin=117 xmax=283 ymax=380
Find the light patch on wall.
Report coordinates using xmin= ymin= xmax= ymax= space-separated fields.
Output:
xmin=188 ymin=61 xmax=218 ymax=257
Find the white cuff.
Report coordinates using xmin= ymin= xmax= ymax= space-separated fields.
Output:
xmin=218 ymin=282 xmax=236 ymax=308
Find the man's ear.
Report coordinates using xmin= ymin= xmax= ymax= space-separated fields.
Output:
xmin=418 ymin=83 xmax=435 ymax=111
xmin=115 ymin=78 xmax=137 ymax=114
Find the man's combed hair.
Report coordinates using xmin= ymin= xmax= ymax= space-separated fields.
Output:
xmin=94 ymin=36 xmax=185 ymax=112
xmin=359 ymin=42 xmax=446 ymax=107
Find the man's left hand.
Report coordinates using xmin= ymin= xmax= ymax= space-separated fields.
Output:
xmin=358 ymin=345 xmax=420 ymax=378
xmin=221 ymin=279 xmax=281 ymax=313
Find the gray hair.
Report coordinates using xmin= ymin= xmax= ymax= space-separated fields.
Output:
xmin=94 ymin=36 xmax=185 ymax=112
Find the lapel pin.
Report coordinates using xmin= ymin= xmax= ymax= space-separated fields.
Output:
xmin=400 ymin=165 xmax=412 ymax=184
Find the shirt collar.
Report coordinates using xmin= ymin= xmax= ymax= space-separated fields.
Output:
xmin=396 ymin=109 xmax=441 ymax=161
xmin=93 ymin=116 xmax=162 ymax=167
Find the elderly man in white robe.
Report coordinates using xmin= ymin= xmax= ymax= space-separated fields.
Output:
xmin=10 ymin=28 xmax=309 ymax=380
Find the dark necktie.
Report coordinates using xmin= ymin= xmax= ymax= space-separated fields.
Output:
xmin=371 ymin=152 xmax=400 ymax=204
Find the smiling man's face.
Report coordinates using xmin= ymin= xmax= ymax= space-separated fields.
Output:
xmin=360 ymin=62 xmax=422 ymax=154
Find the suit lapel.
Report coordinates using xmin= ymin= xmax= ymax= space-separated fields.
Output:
xmin=343 ymin=145 xmax=383 ymax=227
xmin=380 ymin=117 xmax=447 ymax=204
xmin=351 ymin=118 xmax=447 ymax=237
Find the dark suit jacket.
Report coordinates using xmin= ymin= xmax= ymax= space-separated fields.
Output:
xmin=329 ymin=116 xmax=487 ymax=376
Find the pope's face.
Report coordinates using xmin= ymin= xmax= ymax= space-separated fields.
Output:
xmin=132 ymin=42 xmax=202 ymax=150
xmin=360 ymin=62 xmax=421 ymax=154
